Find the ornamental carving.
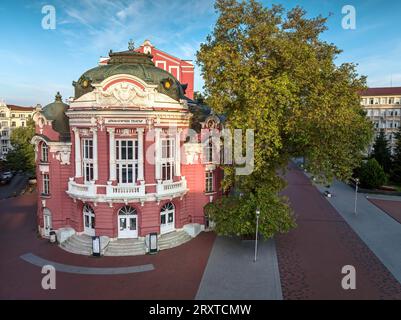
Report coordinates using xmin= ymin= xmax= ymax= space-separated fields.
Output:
xmin=95 ymin=82 xmax=149 ymax=107
xmin=55 ymin=147 xmax=71 ymax=165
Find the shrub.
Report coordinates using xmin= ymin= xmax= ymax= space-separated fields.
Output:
xmin=358 ymin=158 xmax=387 ymax=189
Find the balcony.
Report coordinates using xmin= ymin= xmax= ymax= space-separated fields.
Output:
xmin=67 ymin=177 xmax=188 ymax=204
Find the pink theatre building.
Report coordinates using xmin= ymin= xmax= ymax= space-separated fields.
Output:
xmin=32 ymin=43 xmax=223 ymax=254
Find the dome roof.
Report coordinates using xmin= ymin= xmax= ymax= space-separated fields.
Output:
xmin=41 ymin=92 xmax=70 ymax=142
xmin=73 ymin=49 xmax=186 ymax=102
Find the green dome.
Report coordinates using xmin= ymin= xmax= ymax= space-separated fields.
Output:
xmin=73 ymin=50 xmax=186 ymax=101
xmin=41 ymin=92 xmax=70 ymax=142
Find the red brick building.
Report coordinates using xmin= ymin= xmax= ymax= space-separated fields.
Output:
xmin=32 ymin=43 xmax=222 ymax=253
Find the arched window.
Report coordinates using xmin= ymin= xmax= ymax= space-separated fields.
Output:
xmin=161 ymin=202 xmax=174 ymax=212
xmin=41 ymin=142 xmax=49 ymax=163
xmin=118 ymin=206 xmax=137 ymax=216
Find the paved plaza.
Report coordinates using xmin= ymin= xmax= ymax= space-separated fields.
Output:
xmin=1 ymin=163 xmax=401 ymax=299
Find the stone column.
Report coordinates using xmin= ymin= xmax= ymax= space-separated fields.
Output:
xmin=73 ymin=128 xmax=82 ymax=178
xmin=155 ymin=128 xmax=162 ymax=180
xmin=90 ymin=127 xmax=98 ymax=181
xmin=137 ymin=128 xmax=144 ymax=181
xmin=107 ymin=128 xmax=116 ymax=181
xmin=175 ymin=129 xmax=181 ymax=176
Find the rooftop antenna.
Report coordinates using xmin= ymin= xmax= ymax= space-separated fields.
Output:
xmin=390 ymin=74 xmax=393 ymax=87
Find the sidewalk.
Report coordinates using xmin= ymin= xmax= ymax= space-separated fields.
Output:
xmin=196 ymin=237 xmax=283 ymax=300
xmin=314 ymin=178 xmax=401 ymax=284
xmin=276 ymin=163 xmax=401 ymax=299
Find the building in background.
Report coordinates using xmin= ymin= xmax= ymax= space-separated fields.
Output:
xmin=99 ymin=40 xmax=195 ymax=100
xmin=32 ymin=44 xmax=222 ymax=256
xmin=360 ymin=87 xmax=401 ymax=153
xmin=0 ymin=102 xmax=38 ymax=159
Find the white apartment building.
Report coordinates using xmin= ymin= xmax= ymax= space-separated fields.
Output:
xmin=360 ymin=87 xmax=401 ymax=153
xmin=0 ymin=101 xmax=39 ymax=159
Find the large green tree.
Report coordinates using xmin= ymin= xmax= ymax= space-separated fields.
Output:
xmin=6 ymin=118 xmax=36 ymax=174
xmin=391 ymin=127 xmax=401 ymax=183
xmin=198 ymin=0 xmax=373 ymax=238
xmin=371 ymin=129 xmax=392 ymax=173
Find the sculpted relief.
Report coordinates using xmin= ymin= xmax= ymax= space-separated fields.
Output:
xmin=95 ymin=82 xmax=152 ymax=108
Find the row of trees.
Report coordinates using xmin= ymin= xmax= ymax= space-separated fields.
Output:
xmin=356 ymin=128 xmax=401 ymax=189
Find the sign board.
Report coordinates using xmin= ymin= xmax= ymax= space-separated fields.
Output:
xmin=105 ymin=119 xmax=146 ymax=125
xmin=92 ymin=236 xmax=101 ymax=257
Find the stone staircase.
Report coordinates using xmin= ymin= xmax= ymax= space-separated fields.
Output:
xmin=60 ymin=234 xmax=93 ymax=256
xmin=59 ymin=230 xmax=194 ymax=256
xmin=158 ymin=230 xmax=192 ymax=251
xmin=104 ymin=239 xmax=146 ymax=256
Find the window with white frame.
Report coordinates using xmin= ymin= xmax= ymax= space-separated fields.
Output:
xmin=82 ymin=139 xmax=94 ymax=182
xmin=43 ymin=173 xmax=50 ymax=195
xmin=206 ymin=136 xmax=213 ymax=163
xmin=161 ymin=138 xmax=175 ymax=181
xmin=116 ymin=139 xmax=138 ymax=184
xmin=205 ymin=171 xmax=214 ymax=193
xmin=41 ymin=142 xmax=49 ymax=163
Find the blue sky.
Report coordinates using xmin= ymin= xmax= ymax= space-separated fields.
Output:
xmin=0 ymin=0 xmax=400 ymax=106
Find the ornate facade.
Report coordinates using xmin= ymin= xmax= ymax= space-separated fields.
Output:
xmin=32 ymin=45 xmax=222 ymax=253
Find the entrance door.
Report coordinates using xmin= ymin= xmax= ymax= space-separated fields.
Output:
xmin=43 ymin=208 xmax=52 ymax=237
xmin=83 ymin=204 xmax=95 ymax=236
xmin=160 ymin=202 xmax=175 ymax=234
xmin=118 ymin=206 xmax=138 ymax=239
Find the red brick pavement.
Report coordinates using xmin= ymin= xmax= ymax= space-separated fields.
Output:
xmin=0 ymin=193 xmax=215 ymax=299
xmin=368 ymin=199 xmax=401 ymax=224
xmin=276 ymin=163 xmax=401 ymax=300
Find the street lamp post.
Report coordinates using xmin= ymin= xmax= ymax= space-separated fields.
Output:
xmin=254 ymin=208 xmax=260 ymax=263
xmin=354 ymin=178 xmax=359 ymax=215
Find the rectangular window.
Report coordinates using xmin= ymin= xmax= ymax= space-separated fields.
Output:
xmin=207 ymin=137 xmax=213 ymax=163
xmin=43 ymin=174 xmax=50 ymax=195
xmin=161 ymin=138 xmax=175 ymax=181
xmin=41 ymin=144 xmax=49 ymax=163
xmin=116 ymin=139 xmax=138 ymax=184
xmin=82 ymin=139 xmax=94 ymax=182
xmin=11 ymin=122 xmax=16 ymax=127
xmin=1 ymin=131 xmax=7 ymax=137
xmin=205 ymin=171 xmax=214 ymax=193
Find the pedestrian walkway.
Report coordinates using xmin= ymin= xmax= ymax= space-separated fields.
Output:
xmin=276 ymin=163 xmax=401 ymax=299
xmin=313 ymin=177 xmax=401 ymax=285
xmin=196 ymin=237 xmax=282 ymax=300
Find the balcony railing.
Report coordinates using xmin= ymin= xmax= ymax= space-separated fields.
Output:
xmin=67 ymin=177 xmax=188 ymax=202
xmin=156 ymin=177 xmax=187 ymax=196
xmin=106 ymin=181 xmax=145 ymax=198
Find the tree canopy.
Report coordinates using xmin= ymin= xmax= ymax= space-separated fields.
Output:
xmin=6 ymin=118 xmax=36 ymax=174
xmin=371 ymin=129 xmax=392 ymax=174
xmin=391 ymin=127 xmax=401 ymax=183
xmin=198 ymin=0 xmax=373 ymax=238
